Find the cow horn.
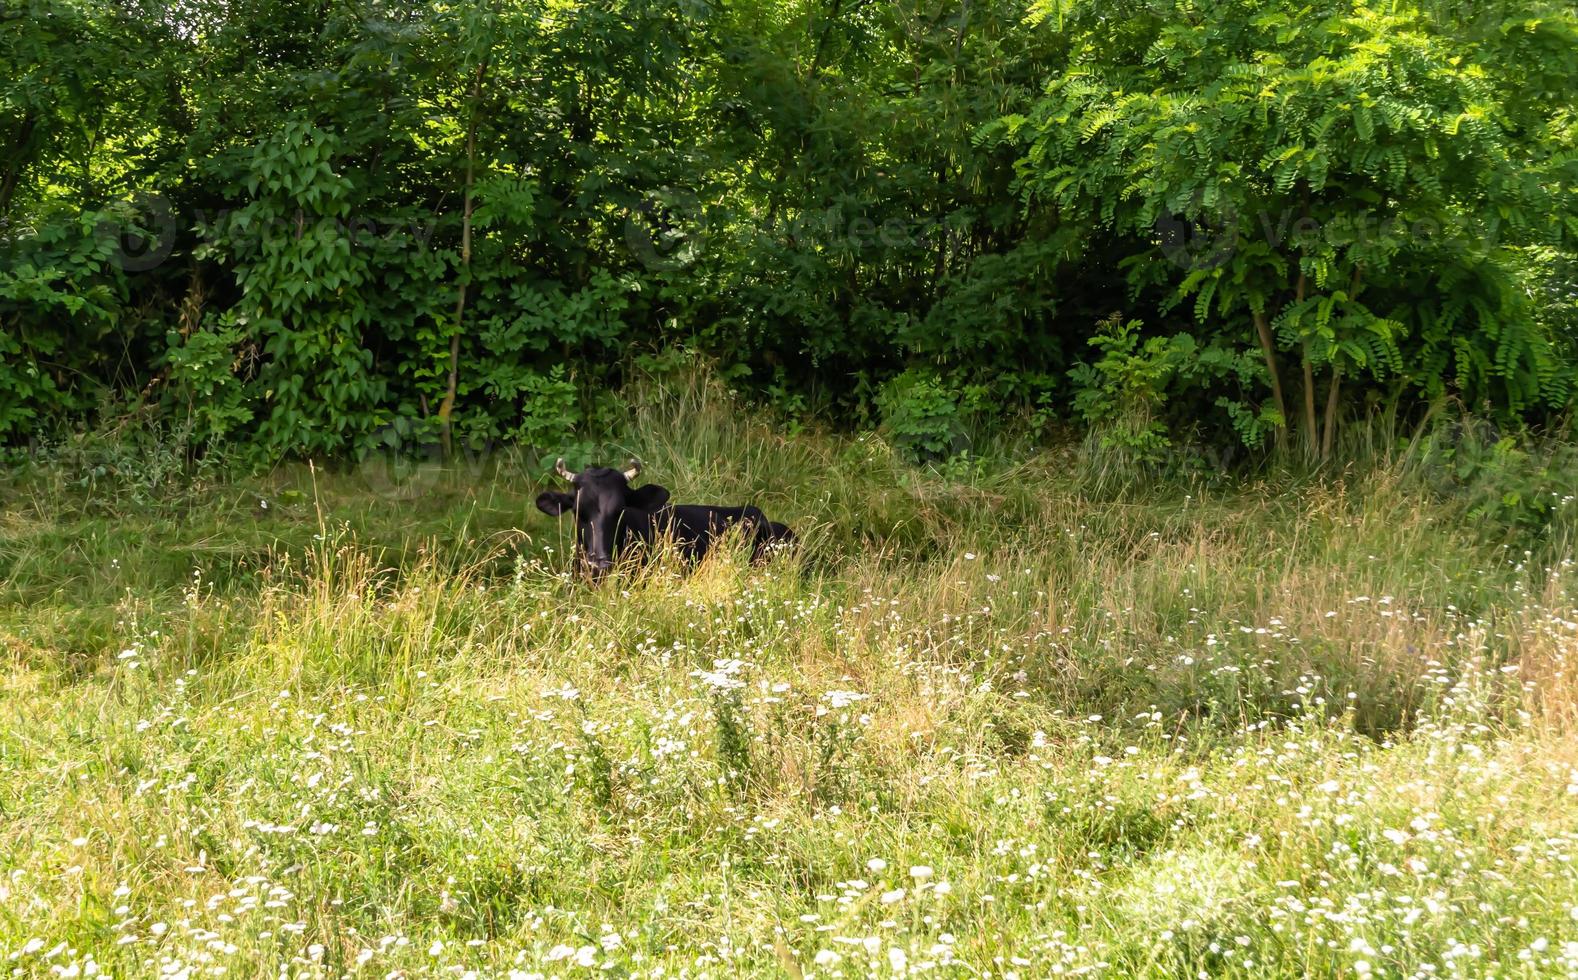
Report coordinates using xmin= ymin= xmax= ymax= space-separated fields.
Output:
xmin=554 ymin=457 xmax=576 ymax=481
xmin=622 ymin=458 xmax=642 ymax=481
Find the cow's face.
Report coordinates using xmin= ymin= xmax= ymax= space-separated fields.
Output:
xmin=535 ymin=458 xmax=670 ymax=574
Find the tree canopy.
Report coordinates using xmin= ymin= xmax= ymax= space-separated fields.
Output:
xmin=3 ymin=0 xmax=1576 ymax=463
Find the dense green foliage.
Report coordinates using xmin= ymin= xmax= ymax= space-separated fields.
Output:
xmin=3 ymin=0 xmax=1576 ymax=462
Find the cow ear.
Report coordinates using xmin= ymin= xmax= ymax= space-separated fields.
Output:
xmin=626 ymin=483 xmax=670 ymax=511
xmin=535 ymin=491 xmax=574 ymax=517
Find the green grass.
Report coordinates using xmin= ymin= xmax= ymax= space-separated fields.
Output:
xmin=3 ymin=370 xmax=1578 ymax=978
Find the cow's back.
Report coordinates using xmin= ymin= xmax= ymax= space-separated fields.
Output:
xmin=657 ymin=504 xmax=765 ymax=560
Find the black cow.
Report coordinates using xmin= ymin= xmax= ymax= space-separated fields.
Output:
xmin=535 ymin=458 xmax=795 ymax=575
xmin=757 ymin=520 xmax=798 ymax=559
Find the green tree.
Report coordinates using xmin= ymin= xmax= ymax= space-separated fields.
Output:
xmin=1010 ymin=0 xmax=1578 ymax=457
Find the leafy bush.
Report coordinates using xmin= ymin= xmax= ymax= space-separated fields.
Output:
xmin=875 ymin=369 xmax=985 ymax=463
xmin=160 ymin=321 xmax=254 ymax=448
xmin=1415 ymin=416 xmax=1578 ymax=540
xmin=1070 ymin=318 xmax=1279 ymax=471
xmin=0 ymin=209 xmax=133 ymax=441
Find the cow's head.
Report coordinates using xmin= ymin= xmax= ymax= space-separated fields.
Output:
xmin=535 ymin=458 xmax=671 ymax=573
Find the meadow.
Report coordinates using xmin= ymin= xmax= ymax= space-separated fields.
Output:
xmin=4 ymin=372 xmax=1578 ymax=978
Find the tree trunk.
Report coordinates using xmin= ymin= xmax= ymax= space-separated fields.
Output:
xmin=808 ymin=0 xmax=844 ymax=75
xmin=1301 ymin=340 xmax=1318 ymax=458
xmin=1251 ymin=308 xmax=1289 ymax=440
xmin=1321 ymin=366 xmax=1342 ymax=461
xmin=763 ymin=0 xmax=845 ymax=234
xmin=1316 ymin=264 xmax=1361 ymax=462
xmin=953 ymin=0 xmax=971 ymax=68
xmin=438 ymin=54 xmax=492 ymax=458
xmin=1294 ymin=272 xmax=1315 ymax=455
xmin=0 ymin=113 xmax=39 ymax=221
